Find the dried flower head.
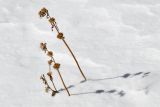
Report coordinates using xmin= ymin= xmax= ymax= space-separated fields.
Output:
xmin=40 ymin=42 xmax=47 ymax=52
xmin=47 ymin=71 xmax=52 ymax=77
xmin=39 ymin=7 xmax=49 ymax=18
xmin=47 ymin=71 xmax=53 ymax=80
xmin=53 ymin=63 xmax=60 ymax=69
xmin=49 ymin=17 xmax=55 ymax=25
xmin=48 ymin=60 xmax=53 ymax=65
xmin=47 ymin=51 xmax=53 ymax=57
xmin=57 ymin=32 xmax=64 ymax=39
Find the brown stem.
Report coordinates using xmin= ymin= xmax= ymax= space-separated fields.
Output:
xmin=52 ymin=20 xmax=87 ymax=80
xmin=62 ymin=39 xmax=87 ymax=81
xmin=51 ymin=80 xmax=57 ymax=91
xmin=54 ymin=23 xmax=60 ymax=33
xmin=48 ymin=58 xmax=57 ymax=91
xmin=52 ymin=57 xmax=70 ymax=96
xmin=56 ymin=69 xmax=70 ymax=96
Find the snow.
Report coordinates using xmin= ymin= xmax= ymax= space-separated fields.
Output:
xmin=0 ymin=0 xmax=160 ymax=107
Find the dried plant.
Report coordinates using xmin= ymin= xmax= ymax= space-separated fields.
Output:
xmin=40 ymin=42 xmax=71 ymax=96
xmin=40 ymin=74 xmax=57 ymax=96
xmin=39 ymin=7 xmax=49 ymax=18
xmin=47 ymin=51 xmax=53 ymax=57
xmin=39 ymin=7 xmax=87 ymax=81
xmin=40 ymin=42 xmax=47 ymax=53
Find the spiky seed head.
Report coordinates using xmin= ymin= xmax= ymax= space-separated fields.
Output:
xmin=57 ymin=32 xmax=64 ymax=39
xmin=40 ymin=42 xmax=47 ymax=52
xmin=39 ymin=11 xmax=45 ymax=17
xmin=41 ymin=7 xmax=48 ymax=13
xmin=53 ymin=63 xmax=60 ymax=69
xmin=47 ymin=51 xmax=53 ymax=57
xmin=39 ymin=7 xmax=48 ymax=17
xmin=49 ymin=17 xmax=55 ymax=25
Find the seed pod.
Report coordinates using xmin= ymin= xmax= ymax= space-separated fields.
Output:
xmin=48 ymin=60 xmax=53 ymax=65
xmin=47 ymin=51 xmax=53 ymax=57
xmin=57 ymin=32 xmax=64 ymax=39
xmin=49 ymin=17 xmax=55 ymax=25
xmin=53 ymin=63 xmax=60 ymax=69
xmin=39 ymin=8 xmax=48 ymax=17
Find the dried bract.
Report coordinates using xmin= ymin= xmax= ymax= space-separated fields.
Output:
xmin=47 ymin=71 xmax=52 ymax=77
xmin=57 ymin=33 xmax=64 ymax=39
xmin=48 ymin=60 xmax=53 ymax=65
xmin=49 ymin=17 xmax=55 ymax=25
xmin=39 ymin=7 xmax=49 ymax=18
xmin=53 ymin=63 xmax=60 ymax=69
xmin=47 ymin=51 xmax=53 ymax=57
xmin=40 ymin=42 xmax=47 ymax=52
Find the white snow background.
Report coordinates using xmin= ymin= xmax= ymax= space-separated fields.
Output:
xmin=0 ymin=0 xmax=160 ymax=107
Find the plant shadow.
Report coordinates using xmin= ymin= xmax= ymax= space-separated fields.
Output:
xmin=57 ymin=72 xmax=151 ymax=95
xmin=88 ymin=72 xmax=151 ymax=82
xmin=71 ymin=89 xmax=126 ymax=97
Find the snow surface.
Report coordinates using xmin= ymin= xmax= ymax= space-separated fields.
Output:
xmin=0 ymin=0 xmax=160 ymax=107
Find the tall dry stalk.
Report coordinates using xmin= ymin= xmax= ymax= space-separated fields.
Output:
xmin=39 ymin=7 xmax=87 ymax=81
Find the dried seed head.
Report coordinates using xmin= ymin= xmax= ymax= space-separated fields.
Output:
xmin=49 ymin=17 xmax=55 ymax=25
xmin=57 ymin=32 xmax=64 ymax=39
xmin=47 ymin=51 xmax=53 ymax=57
xmin=53 ymin=63 xmax=60 ymax=69
xmin=48 ymin=60 xmax=53 ymax=65
xmin=47 ymin=71 xmax=53 ymax=80
xmin=40 ymin=42 xmax=47 ymax=52
xmin=39 ymin=7 xmax=48 ymax=18
xmin=47 ymin=71 xmax=52 ymax=77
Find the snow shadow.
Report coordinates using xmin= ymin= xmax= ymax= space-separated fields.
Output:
xmin=58 ymin=85 xmax=75 ymax=92
xmin=57 ymin=72 xmax=150 ymax=96
xmin=71 ymin=89 xmax=126 ymax=97
xmin=88 ymin=72 xmax=151 ymax=81
xmin=58 ymin=80 xmax=87 ymax=92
